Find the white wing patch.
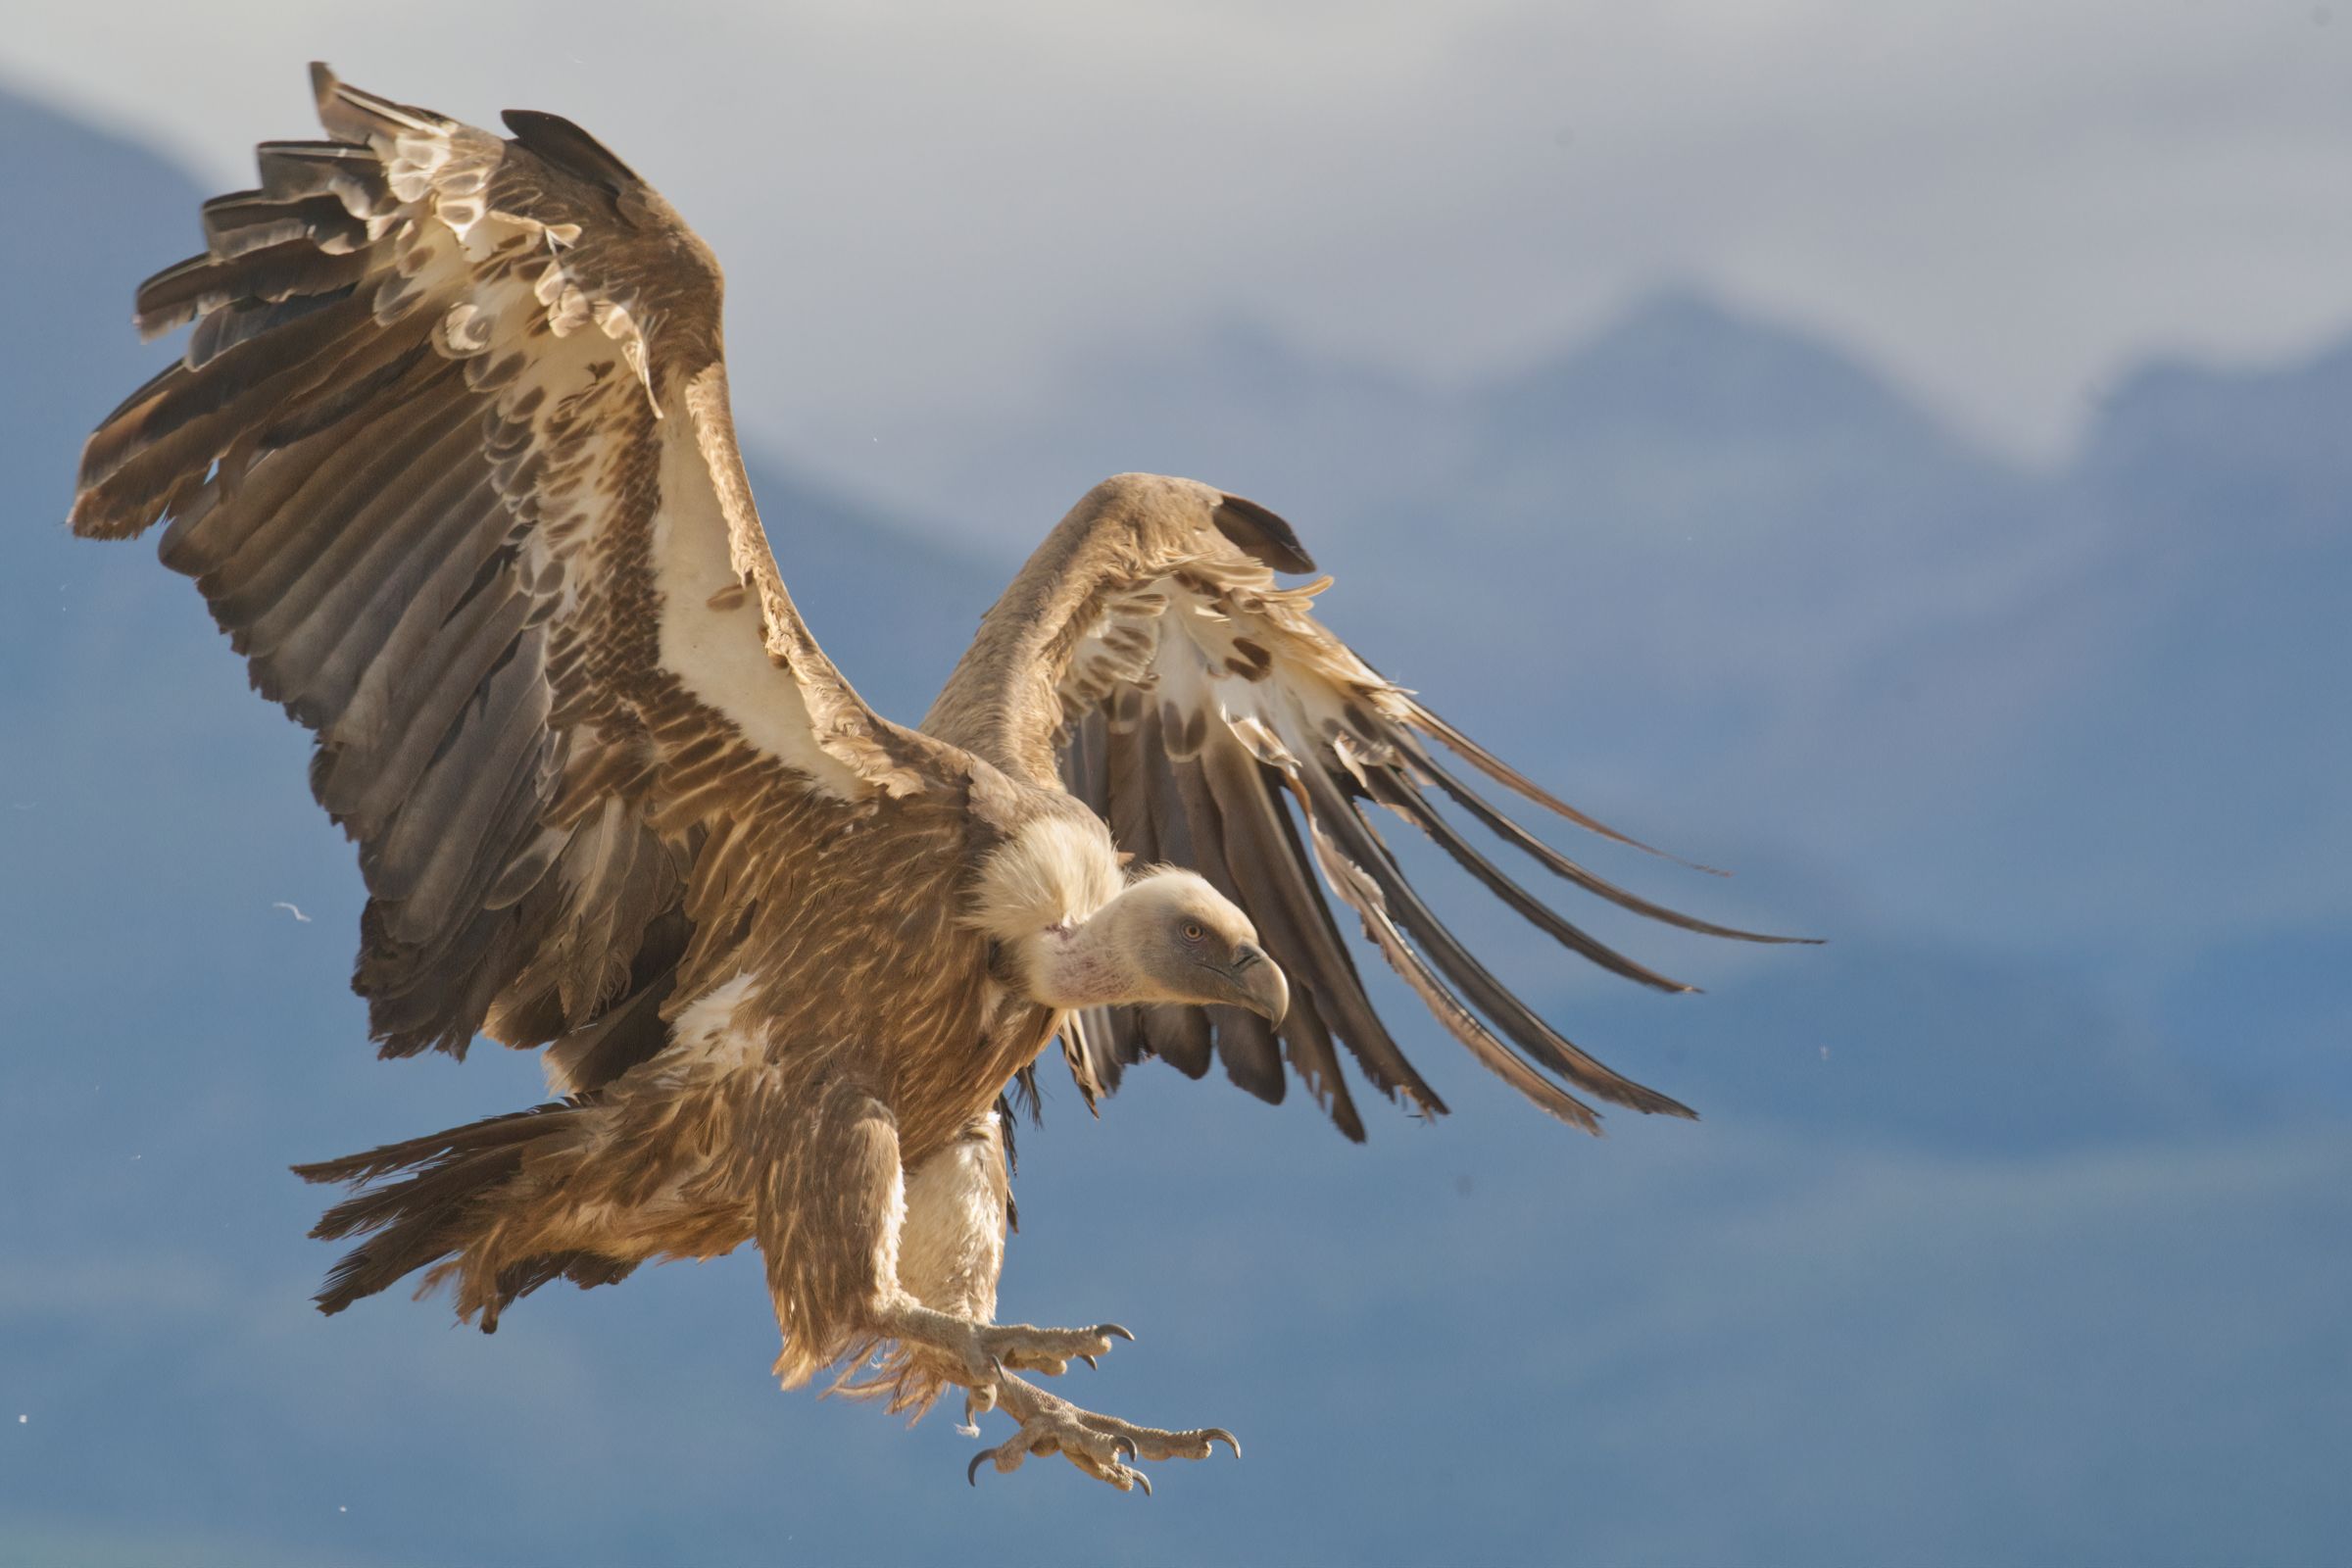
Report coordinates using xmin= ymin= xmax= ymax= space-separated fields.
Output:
xmin=653 ymin=379 xmax=867 ymax=799
xmin=1074 ymin=567 xmax=1396 ymax=780
xmin=364 ymin=97 xmax=890 ymax=803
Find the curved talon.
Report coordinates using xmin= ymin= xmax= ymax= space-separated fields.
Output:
xmin=1111 ymin=1434 xmax=1137 ymax=1463
xmin=1078 ymin=1352 xmax=1098 ymax=1370
xmin=967 ymin=1448 xmax=994 ymax=1487
xmin=1204 ymin=1428 xmax=1242 ymax=1458
xmin=1127 ymin=1467 xmax=1152 ymax=1497
xmin=1102 ymin=1323 xmax=1136 ymax=1343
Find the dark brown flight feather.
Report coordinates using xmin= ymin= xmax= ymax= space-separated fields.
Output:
xmin=927 ymin=472 xmax=1807 ymax=1139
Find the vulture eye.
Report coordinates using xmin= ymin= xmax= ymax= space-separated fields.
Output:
xmin=1181 ymin=920 xmax=1205 ymax=943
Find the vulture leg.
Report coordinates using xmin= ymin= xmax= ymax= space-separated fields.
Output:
xmin=761 ymin=1080 xmax=1236 ymax=1486
xmin=834 ymin=1109 xmax=1032 ymax=1416
xmin=758 ymin=1079 xmax=1118 ymax=1396
xmin=894 ymin=1112 xmax=1013 ymax=1329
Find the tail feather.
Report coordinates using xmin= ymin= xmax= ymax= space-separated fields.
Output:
xmin=294 ymin=1102 xmax=619 ymax=1323
xmin=293 ymin=1101 xmax=579 ymax=1186
xmin=495 ymin=1250 xmax=642 ymax=1304
xmin=309 ymin=1144 xmax=530 ymax=1245
xmin=312 ymin=1206 xmax=477 ymax=1317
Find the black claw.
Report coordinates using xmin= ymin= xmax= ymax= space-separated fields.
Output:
xmin=1111 ymin=1434 xmax=1137 ymax=1463
xmin=1129 ymin=1467 xmax=1153 ymax=1497
xmin=967 ymin=1448 xmax=994 ymax=1487
xmin=1102 ymin=1323 xmax=1135 ymax=1343
xmin=1078 ymin=1352 xmax=1099 ymax=1370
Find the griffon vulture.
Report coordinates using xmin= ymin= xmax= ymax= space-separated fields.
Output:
xmin=69 ymin=67 xmax=1805 ymax=1492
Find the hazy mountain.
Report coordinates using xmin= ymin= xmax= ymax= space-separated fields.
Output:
xmin=4 ymin=81 xmax=2346 ymax=1568
xmin=2076 ymin=338 xmax=2352 ymax=544
xmin=1461 ymin=289 xmax=2035 ymax=550
xmin=1 ymin=82 xmax=211 ymax=692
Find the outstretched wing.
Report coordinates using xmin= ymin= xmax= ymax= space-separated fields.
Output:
xmin=72 ymin=67 xmax=933 ymax=1089
xmin=928 ymin=474 xmax=1807 ymax=1140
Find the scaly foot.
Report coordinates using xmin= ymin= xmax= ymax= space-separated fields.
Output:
xmin=867 ymin=1297 xmax=1129 ymax=1408
xmin=966 ymin=1369 xmax=1239 ymax=1494
xmin=975 ymin=1319 xmax=1133 ymax=1379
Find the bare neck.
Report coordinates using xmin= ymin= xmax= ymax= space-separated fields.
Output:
xmin=1019 ymin=913 xmax=1146 ymax=1011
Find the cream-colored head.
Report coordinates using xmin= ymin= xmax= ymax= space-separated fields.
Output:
xmin=1016 ymin=865 xmax=1289 ymax=1025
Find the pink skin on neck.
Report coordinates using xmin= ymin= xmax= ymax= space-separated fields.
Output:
xmin=1032 ymin=916 xmax=1150 ymax=1010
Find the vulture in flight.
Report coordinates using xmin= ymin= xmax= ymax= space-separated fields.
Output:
xmin=70 ymin=67 xmax=1805 ymax=1492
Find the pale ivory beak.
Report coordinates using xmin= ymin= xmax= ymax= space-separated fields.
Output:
xmin=1225 ymin=944 xmax=1289 ymax=1028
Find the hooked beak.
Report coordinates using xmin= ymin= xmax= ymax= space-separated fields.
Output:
xmin=1221 ymin=944 xmax=1289 ymax=1028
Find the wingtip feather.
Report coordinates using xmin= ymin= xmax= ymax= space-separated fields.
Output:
xmin=1411 ymin=702 xmax=1729 ymax=875
xmin=1213 ymin=493 xmax=1317 ymax=574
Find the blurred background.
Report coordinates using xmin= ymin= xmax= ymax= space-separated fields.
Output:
xmin=3 ymin=5 xmax=2347 ymax=1564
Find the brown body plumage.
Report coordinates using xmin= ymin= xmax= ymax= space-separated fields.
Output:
xmin=70 ymin=68 xmax=1807 ymax=1490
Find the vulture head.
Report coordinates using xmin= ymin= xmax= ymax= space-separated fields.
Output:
xmin=1107 ymin=869 xmax=1290 ymax=1024
xmin=1022 ymin=867 xmax=1290 ymax=1026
